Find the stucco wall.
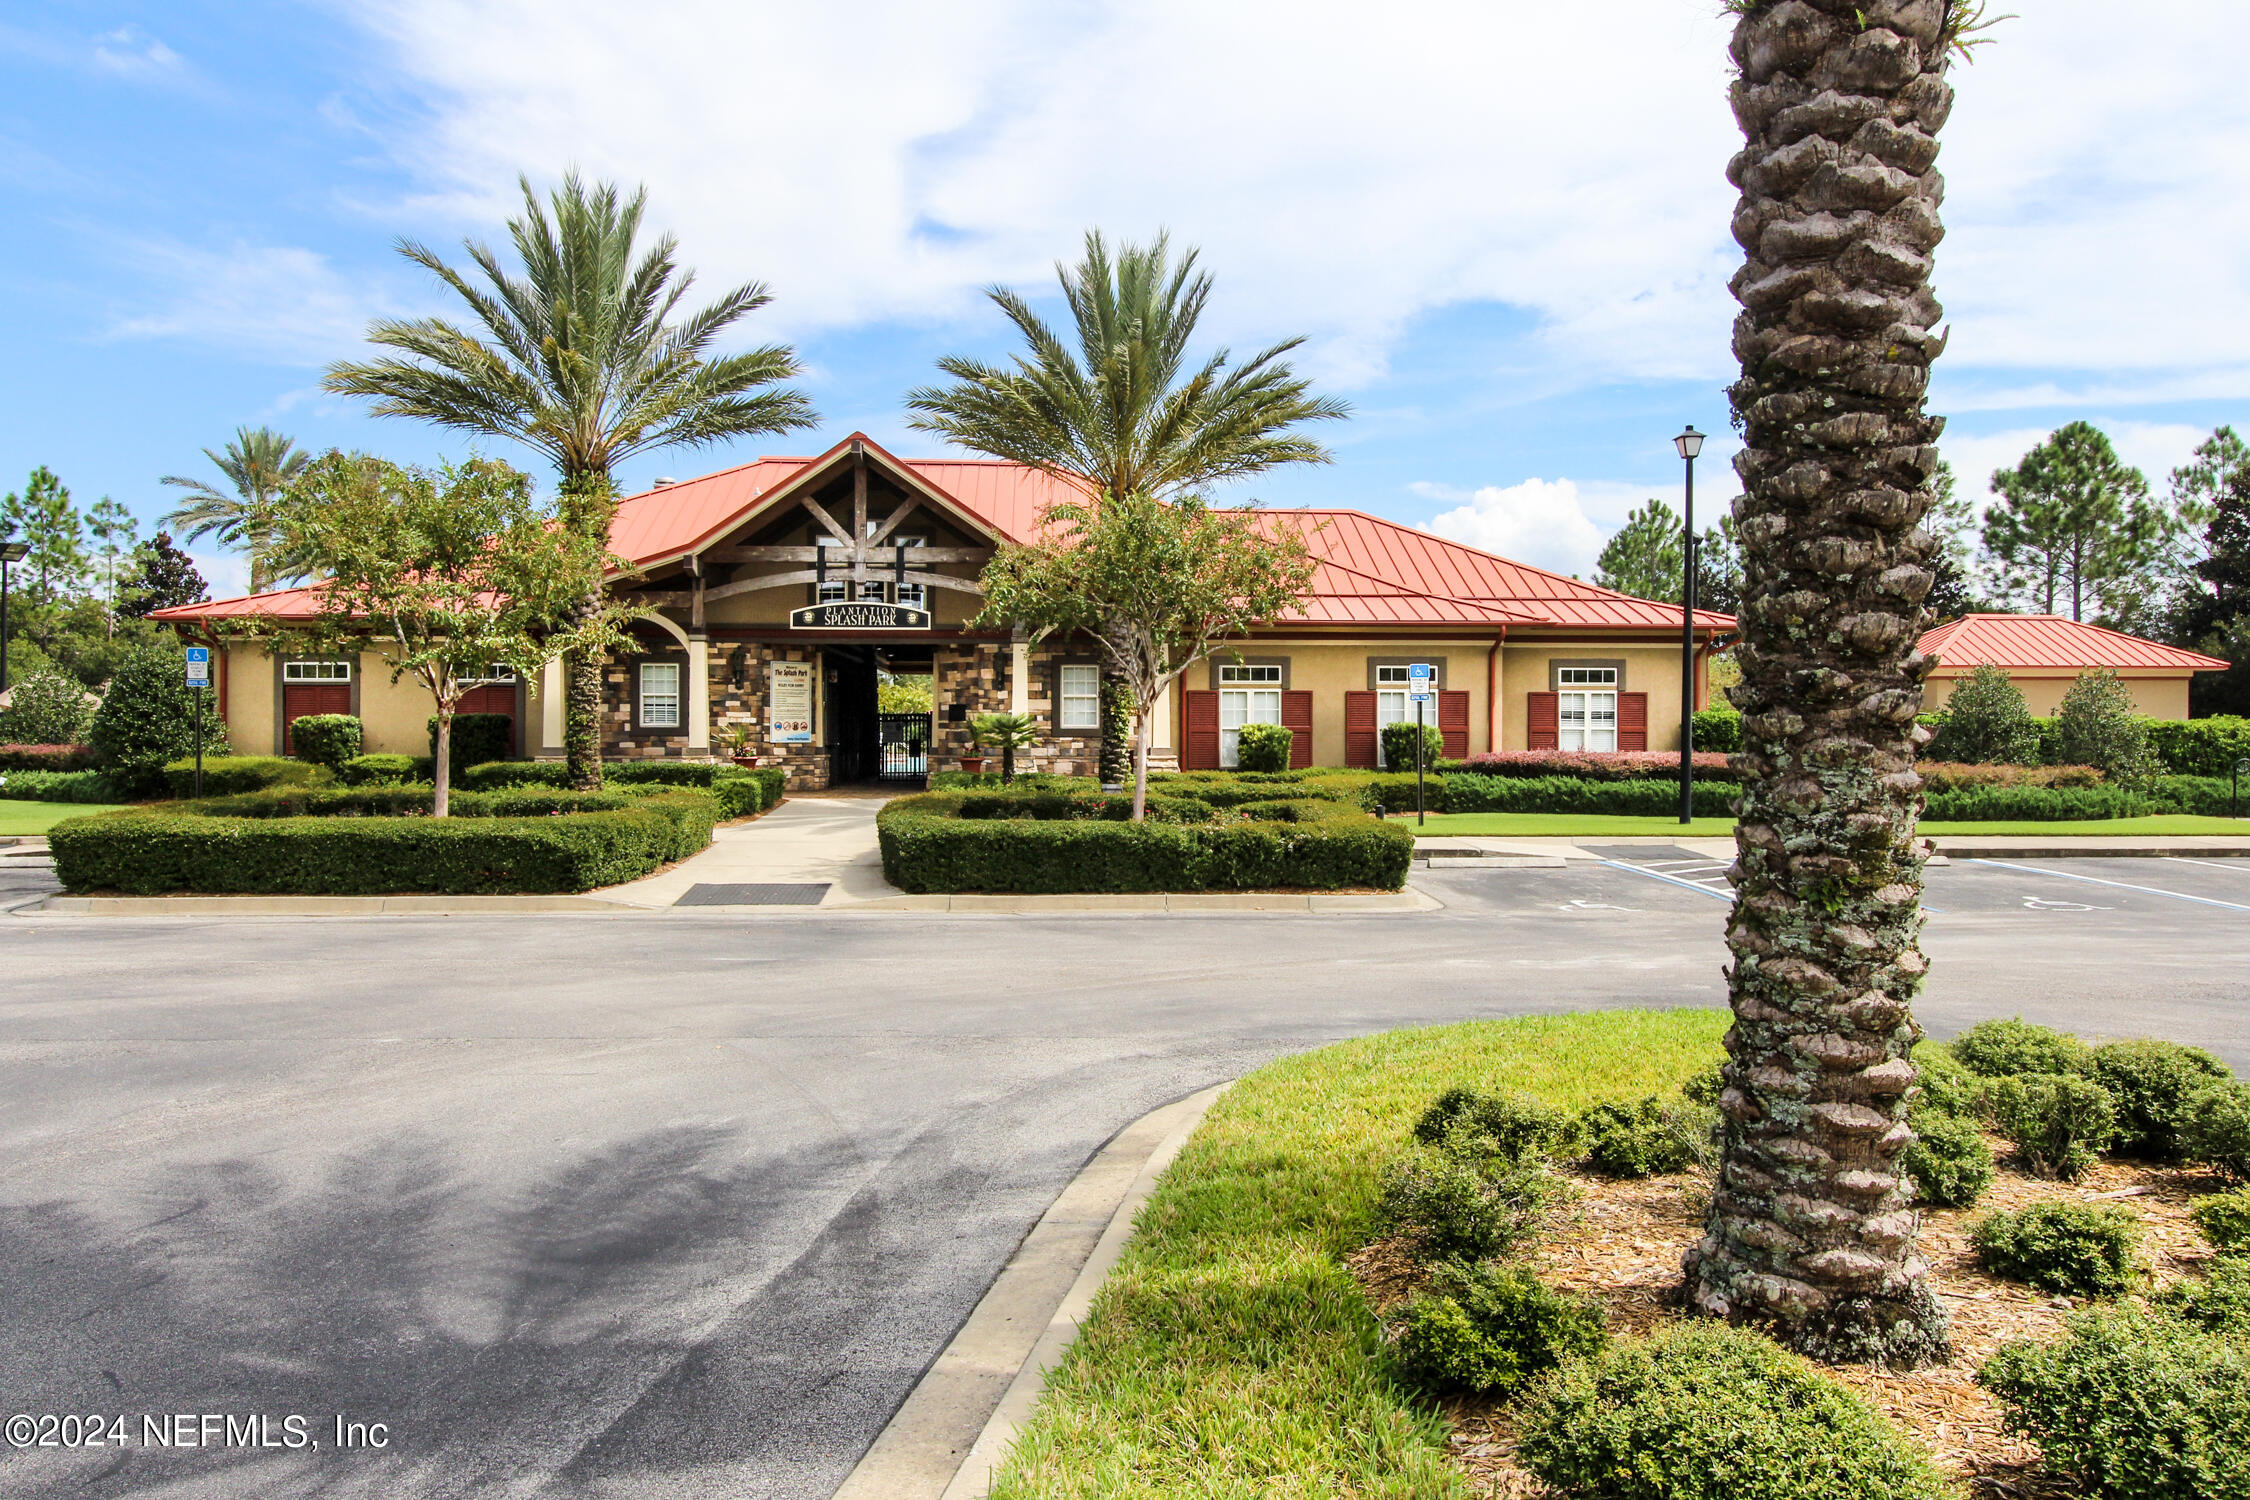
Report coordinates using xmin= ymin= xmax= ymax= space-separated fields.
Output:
xmin=1497 ymin=640 xmax=1692 ymax=753
xmin=1924 ymin=672 xmax=2192 ymax=720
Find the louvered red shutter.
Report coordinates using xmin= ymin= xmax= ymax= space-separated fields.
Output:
xmin=1344 ymin=690 xmax=1378 ymax=768
xmin=1618 ymin=692 xmax=1649 ymax=752
xmin=1438 ymin=690 xmax=1470 ymax=761
xmin=1527 ymin=692 xmax=1560 ymax=751
xmin=1282 ymin=690 xmax=1314 ymax=768
xmin=282 ymin=683 xmax=351 ymax=755
xmin=1183 ymin=690 xmax=1221 ymax=770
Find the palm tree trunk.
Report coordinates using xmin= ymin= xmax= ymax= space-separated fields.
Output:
xmin=559 ymin=470 xmax=617 ymax=790
xmin=1684 ymin=0 xmax=1957 ymax=1366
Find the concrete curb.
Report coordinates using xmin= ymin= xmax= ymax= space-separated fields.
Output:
xmin=13 ymin=889 xmax=1441 ymax=918
xmin=833 ymin=1083 xmax=1230 ymax=1500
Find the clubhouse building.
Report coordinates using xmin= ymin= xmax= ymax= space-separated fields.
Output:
xmin=154 ymin=435 xmax=1736 ymax=788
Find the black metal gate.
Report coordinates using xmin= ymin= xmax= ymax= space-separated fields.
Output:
xmin=877 ymin=713 xmax=931 ymax=782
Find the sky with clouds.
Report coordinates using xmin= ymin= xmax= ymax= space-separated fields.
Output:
xmin=4 ymin=1 xmax=2247 ymax=598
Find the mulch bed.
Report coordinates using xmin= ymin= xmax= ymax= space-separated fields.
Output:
xmin=1347 ymin=1142 xmax=2232 ymax=1498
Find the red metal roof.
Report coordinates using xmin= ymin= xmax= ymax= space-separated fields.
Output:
xmin=155 ymin=434 xmax=1735 ymax=634
xmin=1920 ymin=614 xmax=2229 ymax=673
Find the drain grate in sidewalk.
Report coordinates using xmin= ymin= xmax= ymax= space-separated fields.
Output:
xmin=675 ymin=883 xmax=831 ymax=907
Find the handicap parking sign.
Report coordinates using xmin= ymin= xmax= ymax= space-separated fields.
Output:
xmin=1408 ymin=663 xmax=1434 ymax=703
xmin=185 ymin=645 xmax=211 ymax=686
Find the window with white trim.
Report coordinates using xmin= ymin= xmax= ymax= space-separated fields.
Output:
xmin=1555 ymin=668 xmax=1619 ymax=751
xmin=283 ymin=660 xmax=352 ymax=682
xmin=815 ymin=536 xmax=849 ymax=603
xmin=1058 ymin=664 xmax=1101 ymax=731
xmin=1216 ymin=665 xmax=1283 ymax=767
xmin=893 ymin=536 xmax=928 ymax=609
xmin=1217 ymin=664 xmax=1283 ymax=685
xmin=640 ymin=662 xmax=681 ymax=728
xmin=467 ymin=664 xmax=518 ymax=685
xmin=1374 ymin=663 xmax=1438 ymax=768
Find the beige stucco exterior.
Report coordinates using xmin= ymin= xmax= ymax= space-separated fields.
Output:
xmin=1922 ymin=671 xmax=2192 ymax=720
xmin=213 ymin=639 xmax=550 ymax=757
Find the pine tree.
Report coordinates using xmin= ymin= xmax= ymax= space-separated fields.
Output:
xmin=1983 ymin=423 xmax=2171 ymax=624
xmin=1594 ymin=499 xmax=1686 ymax=602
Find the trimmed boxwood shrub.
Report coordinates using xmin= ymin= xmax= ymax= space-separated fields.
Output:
xmin=459 ymin=758 xmax=780 ymax=819
xmin=1952 ymin=1017 xmax=2092 ymax=1079
xmin=1980 ymin=1309 xmax=2250 ymax=1500
xmin=1376 ymin=1153 xmax=1561 ymax=1263
xmin=1990 ymin=1073 xmax=2118 ymax=1180
xmin=2156 ymin=1254 xmax=2250 ymax=1333
xmin=1452 ymin=750 xmax=1738 ymax=782
xmin=2146 ymin=715 xmax=2250 ymax=778
xmin=2193 ymin=1187 xmax=2250 ymax=1255
xmin=337 ymin=753 xmax=435 ymax=785
xmin=1414 ymin=1086 xmax=1577 ymax=1165
xmin=1904 ymin=1109 xmax=1996 ymax=1208
xmin=1913 ymin=1045 xmax=1995 ymax=1121
xmin=1972 ymin=1201 xmax=2142 ymax=1297
xmin=1379 ymin=720 xmax=1445 ymax=775
xmin=1689 ymin=706 xmax=1740 ymax=753
xmin=2152 ymin=774 xmax=2246 ymax=816
xmin=1442 ymin=774 xmax=1738 ymax=818
xmin=288 ymin=714 xmax=363 ymax=768
xmin=1922 ymin=784 xmax=2149 ymax=821
xmin=46 ymin=803 xmax=701 ymax=895
xmin=0 ymin=743 xmax=97 ymax=772
xmin=0 ymin=768 xmax=123 ymax=803
xmin=1517 ymin=1323 xmax=1950 ymax=1500
xmin=161 ymin=755 xmax=316 ymax=798
xmin=876 ymin=790 xmax=1413 ymax=893
xmin=1234 ymin=721 xmax=1293 ymax=772
xmin=1390 ymin=1261 xmax=1607 ymax=1396
xmin=2185 ymin=1081 xmax=2250 ymax=1181
xmin=1577 ymin=1096 xmax=1717 ymax=1177
xmin=2091 ymin=1039 xmax=2234 ymax=1161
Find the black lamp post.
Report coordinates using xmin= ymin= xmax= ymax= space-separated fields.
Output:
xmin=1674 ymin=426 xmax=1705 ymax=825
xmin=0 ymin=538 xmax=27 ymax=693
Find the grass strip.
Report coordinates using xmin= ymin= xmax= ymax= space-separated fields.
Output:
xmin=987 ymin=1009 xmax=1728 ymax=1499
xmin=0 ymin=799 xmax=128 ymax=836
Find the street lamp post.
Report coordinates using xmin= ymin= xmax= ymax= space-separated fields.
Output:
xmin=0 ymin=539 xmax=27 ymax=694
xmin=1674 ymin=426 xmax=1705 ymax=825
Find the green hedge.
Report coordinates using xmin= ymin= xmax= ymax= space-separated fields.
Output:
xmin=877 ymin=789 xmax=1413 ymax=893
xmin=0 ymin=743 xmax=97 ymax=772
xmin=337 ymin=754 xmax=436 ymax=785
xmin=1690 ymin=706 xmax=1742 ymax=752
xmin=288 ymin=714 xmax=362 ymax=768
xmin=1443 ymin=774 xmax=1739 ymax=818
xmin=2150 ymin=775 xmax=2244 ymax=818
xmin=0 ymin=768 xmax=124 ymax=803
xmin=160 ymin=755 xmax=318 ymax=798
xmin=47 ymin=800 xmax=706 ymax=895
xmin=459 ymin=758 xmax=779 ymax=819
xmin=2146 ymin=716 xmax=2250 ymax=778
xmin=1922 ymin=785 xmax=2149 ymax=822
xmin=428 ymin=712 xmax=515 ymax=773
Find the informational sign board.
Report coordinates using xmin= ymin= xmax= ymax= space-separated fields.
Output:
xmin=1407 ymin=663 xmax=1434 ymax=703
xmin=184 ymin=645 xmax=211 ymax=688
xmin=768 ymin=661 xmax=814 ymax=744
xmin=787 ymin=601 xmax=931 ymax=630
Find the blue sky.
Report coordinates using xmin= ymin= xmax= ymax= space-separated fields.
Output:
xmin=7 ymin=1 xmax=2248 ymax=598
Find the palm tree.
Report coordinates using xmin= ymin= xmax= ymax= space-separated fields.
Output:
xmin=1684 ymin=2 xmax=1995 ymax=1366
xmin=160 ymin=427 xmax=312 ymax=594
xmin=323 ymin=172 xmax=818 ymax=786
xmin=906 ymin=231 xmax=1346 ymax=772
xmin=905 ymin=230 xmax=1346 ymax=503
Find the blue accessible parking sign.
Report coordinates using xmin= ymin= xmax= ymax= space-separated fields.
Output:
xmin=1408 ymin=662 xmax=1434 ymax=702
xmin=185 ymin=645 xmax=211 ymax=687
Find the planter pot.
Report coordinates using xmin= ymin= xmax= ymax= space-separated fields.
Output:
xmin=959 ymin=757 xmax=987 ymax=774
xmin=730 ymin=755 xmax=759 ymax=768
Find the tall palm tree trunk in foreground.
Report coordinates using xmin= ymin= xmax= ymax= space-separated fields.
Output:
xmin=1684 ymin=0 xmax=1962 ymax=1365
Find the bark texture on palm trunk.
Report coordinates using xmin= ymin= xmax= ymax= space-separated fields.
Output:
xmin=1684 ymin=0 xmax=1957 ymax=1366
xmin=559 ymin=471 xmax=616 ymax=791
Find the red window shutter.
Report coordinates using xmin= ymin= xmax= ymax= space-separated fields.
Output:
xmin=1527 ymin=692 xmax=1560 ymax=751
xmin=282 ymin=683 xmax=351 ymax=755
xmin=1281 ymin=690 xmax=1314 ymax=768
xmin=1183 ymin=690 xmax=1221 ymax=771
xmin=1344 ymin=690 xmax=1378 ymax=769
xmin=1438 ymin=690 xmax=1470 ymax=760
xmin=1618 ymin=691 xmax=1649 ymax=752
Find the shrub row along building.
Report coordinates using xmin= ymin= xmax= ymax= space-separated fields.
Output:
xmin=155 ymin=434 xmax=2221 ymax=788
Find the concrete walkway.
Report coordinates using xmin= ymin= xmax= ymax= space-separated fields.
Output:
xmin=595 ymin=795 xmax=898 ymax=907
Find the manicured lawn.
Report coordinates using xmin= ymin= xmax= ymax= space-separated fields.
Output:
xmin=1411 ymin=812 xmax=1737 ymax=838
xmin=1412 ymin=812 xmax=2250 ymax=839
xmin=986 ymin=1010 xmax=1727 ymax=1500
xmin=0 ymin=799 xmax=127 ymax=836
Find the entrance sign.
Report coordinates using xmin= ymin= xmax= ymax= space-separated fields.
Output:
xmin=184 ymin=645 xmax=211 ymax=687
xmin=1407 ymin=663 xmax=1434 ymax=703
xmin=768 ymin=661 xmax=814 ymax=744
xmin=788 ymin=601 xmax=931 ymax=631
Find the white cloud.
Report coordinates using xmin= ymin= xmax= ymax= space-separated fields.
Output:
xmin=106 ymin=241 xmax=392 ymax=365
xmin=91 ymin=26 xmax=184 ymax=81
xmin=184 ymin=549 xmax=250 ymax=602
xmin=333 ymin=0 xmax=2250 ymax=408
xmin=1416 ymin=477 xmax=1644 ymax=577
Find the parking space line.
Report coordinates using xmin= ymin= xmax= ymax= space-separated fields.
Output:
xmin=2164 ymin=857 xmax=2250 ymax=877
xmin=1967 ymin=859 xmax=2250 ymax=912
xmin=1598 ymin=860 xmax=1733 ymax=902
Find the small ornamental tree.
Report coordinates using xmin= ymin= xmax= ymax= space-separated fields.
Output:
xmin=1936 ymin=663 xmax=2041 ymax=765
xmin=245 ymin=453 xmax=624 ymax=815
xmin=2053 ymin=667 xmax=2160 ymax=788
xmin=977 ymin=491 xmax=1317 ymax=819
xmin=119 ymin=532 xmax=209 ymax=619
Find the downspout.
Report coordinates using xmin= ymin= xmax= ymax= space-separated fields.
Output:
xmin=1486 ymin=629 xmax=1505 ymax=755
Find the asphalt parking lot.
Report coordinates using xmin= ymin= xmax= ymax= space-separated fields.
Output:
xmin=0 ymin=854 xmax=2243 ymax=1499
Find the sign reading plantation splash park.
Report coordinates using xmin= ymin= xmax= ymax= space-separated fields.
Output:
xmin=787 ymin=602 xmax=932 ymax=630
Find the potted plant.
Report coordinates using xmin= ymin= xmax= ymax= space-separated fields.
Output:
xmin=969 ymin=711 xmax=1040 ymax=784
xmin=721 ymin=722 xmax=757 ymax=767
